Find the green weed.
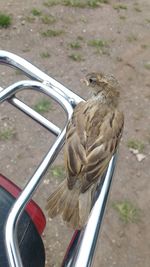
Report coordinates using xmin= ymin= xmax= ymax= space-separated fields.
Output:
xmin=87 ymin=0 xmax=109 ymax=7
xmin=133 ymin=3 xmax=142 ymax=12
xmin=113 ymin=201 xmax=140 ymax=223
xmin=26 ymin=16 xmax=35 ymax=23
xmin=0 ymin=128 xmax=15 ymax=141
xmin=113 ymin=4 xmax=127 ymax=10
xmin=146 ymin=19 xmax=150 ymax=23
xmin=88 ymin=39 xmax=108 ymax=54
xmin=69 ymin=41 xmax=81 ymax=49
xmin=127 ymin=34 xmax=138 ymax=42
xmin=41 ymin=15 xmax=56 ymax=24
xmin=134 ymin=6 xmax=142 ymax=12
xmin=40 ymin=52 xmax=51 ymax=58
xmin=44 ymin=0 xmax=60 ymax=7
xmin=64 ymin=0 xmax=108 ymax=8
xmin=31 ymin=8 xmax=42 ymax=16
xmin=34 ymin=99 xmax=52 ymax=113
xmin=88 ymin=39 xmax=108 ymax=47
xmin=77 ymin=36 xmax=84 ymax=41
xmin=44 ymin=0 xmax=108 ymax=8
xmin=144 ymin=62 xmax=150 ymax=70
xmin=42 ymin=29 xmax=64 ymax=37
xmin=0 ymin=13 xmax=11 ymax=28
xmin=119 ymin=15 xmax=126 ymax=20
xmin=69 ymin=53 xmax=84 ymax=61
xmin=51 ymin=165 xmax=65 ymax=180
xmin=63 ymin=0 xmax=87 ymax=7
xmin=141 ymin=44 xmax=148 ymax=49
xmin=127 ymin=139 xmax=145 ymax=152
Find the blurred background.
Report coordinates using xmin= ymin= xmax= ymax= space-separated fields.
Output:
xmin=0 ymin=0 xmax=150 ymax=266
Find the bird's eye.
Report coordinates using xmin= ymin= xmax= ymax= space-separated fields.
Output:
xmin=89 ymin=77 xmax=97 ymax=85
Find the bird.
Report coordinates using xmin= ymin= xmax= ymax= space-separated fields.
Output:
xmin=46 ymin=72 xmax=124 ymax=229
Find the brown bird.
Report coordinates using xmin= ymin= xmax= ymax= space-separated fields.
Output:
xmin=46 ymin=72 xmax=124 ymax=229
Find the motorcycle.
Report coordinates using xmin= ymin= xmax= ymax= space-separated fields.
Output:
xmin=0 ymin=50 xmax=117 ymax=267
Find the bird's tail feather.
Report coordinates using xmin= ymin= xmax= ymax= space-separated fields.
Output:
xmin=46 ymin=179 xmax=93 ymax=229
xmin=46 ymin=180 xmax=68 ymax=218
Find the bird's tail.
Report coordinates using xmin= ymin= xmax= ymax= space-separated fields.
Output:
xmin=46 ymin=179 xmax=92 ymax=229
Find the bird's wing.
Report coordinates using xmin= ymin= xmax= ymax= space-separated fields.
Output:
xmin=64 ymin=101 xmax=124 ymax=192
xmin=64 ymin=101 xmax=88 ymax=189
xmin=80 ymin=109 xmax=124 ymax=192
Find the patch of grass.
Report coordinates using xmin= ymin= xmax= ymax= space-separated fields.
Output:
xmin=31 ymin=8 xmax=42 ymax=16
xmin=41 ymin=29 xmax=64 ymax=37
xmin=0 ymin=13 xmax=12 ymax=28
xmin=87 ymin=0 xmax=109 ymax=7
xmin=127 ymin=139 xmax=145 ymax=152
xmin=69 ymin=53 xmax=84 ymax=61
xmin=25 ymin=16 xmax=35 ymax=23
xmin=0 ymin=128 xmax=15 ymax=141
xmin=113 ymin=4 xmax=127 ymax=10
xmin=133 ymin=3 xmax=142 ymax=12
xmin=51 ymin=165 xmax=65 ymax=180
xmin=134 ymin=6 xmax=142 ymax=12
xmin=34 ymin=99 xmax=52 ymax=113
xmin=146 ymin=19 xmax=150 ymax=23
xmin=80 ymin=16 xmax=87 ymax=23
xmin=44 ymin=0 xmax=109 ymax=8
xmin=141 ymin=44 xmax=148 ymax=49
xmin=40 ymin=52 xmax=51 ymax=58
xmin=88 ymin=39 xmax=108 ymax=47
xmin=113 ymin=201 xmax=140 ymax=223
xmin=116 ymin=56 xmax=123 ymax=62
xmin=77 ymin=36 xmax=84 ymax=41
xmin=127 ymin=34 xmax=138 ymax=42
xmin=144 ymin=61 xmax=150 ymax=70
xmin=88 ymin=39 xmax=108 ymax=54
xmin=63 ymin=0 xmax=87 ymax=7
xmin=64 ymin=0 xmax=108 ymax=8
xmin=69 ymin=41 xmax=81 ymax=49
xmin=41 ymin=14 xmax=56 ymax=24
xmin=119 ymin=15 xmax=126 ymax=20
xmin=43 ymin=0 xmax=60 ymax=7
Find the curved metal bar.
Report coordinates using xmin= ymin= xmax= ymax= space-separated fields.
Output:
xmin=9 ymin=97 xmax=61 ymax=136
xmin=0 ymin=50 xmax=82 ymax=104
xmin=0 ymin=86 xmax=60 ymax=136
xmin=3 ymin=81 xmax=74 ymax=267
xmin=0 ymin=80 xmax=78 ymax=117
xmin=4 ymin=133 xmax=73 ymax=267
xmin=69 ymin=155 xmax=117 ymax=267
xmin=5 ymin=128 xmax=67 ymax=267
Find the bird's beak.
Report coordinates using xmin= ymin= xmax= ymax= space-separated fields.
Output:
xmin=80 ymin=78 xmax=89 ymax=86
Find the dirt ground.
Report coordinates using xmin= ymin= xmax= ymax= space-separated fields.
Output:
xmin=0 ymin=0 xmax=150 ymax=266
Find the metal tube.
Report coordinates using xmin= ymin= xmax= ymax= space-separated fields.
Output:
xmin=0 ymin=86 xmax=60 ymax=136
xmin=0 ymin=50 xmax=82 ymax=104
xmin=2 ymin=80 xmax=74 ymax=267
xmin=5 ymin=128 xmax=66 ymax=267
xmin=71 ymin=155 xmax=117 ymax=267
xmin=0 ymin=80 xmax=75 ymax=133
xmin=9 ymin=97 xmax=61 ymax=136
xmin=0 ymin=80 xmax=78 ymax=115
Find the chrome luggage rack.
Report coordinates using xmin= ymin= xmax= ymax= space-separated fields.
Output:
xmin=0 ymin=50 xmax=117 ymax=267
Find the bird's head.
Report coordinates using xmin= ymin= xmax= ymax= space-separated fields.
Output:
xmin=82 ymin=72 xmax=119 ymax=95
